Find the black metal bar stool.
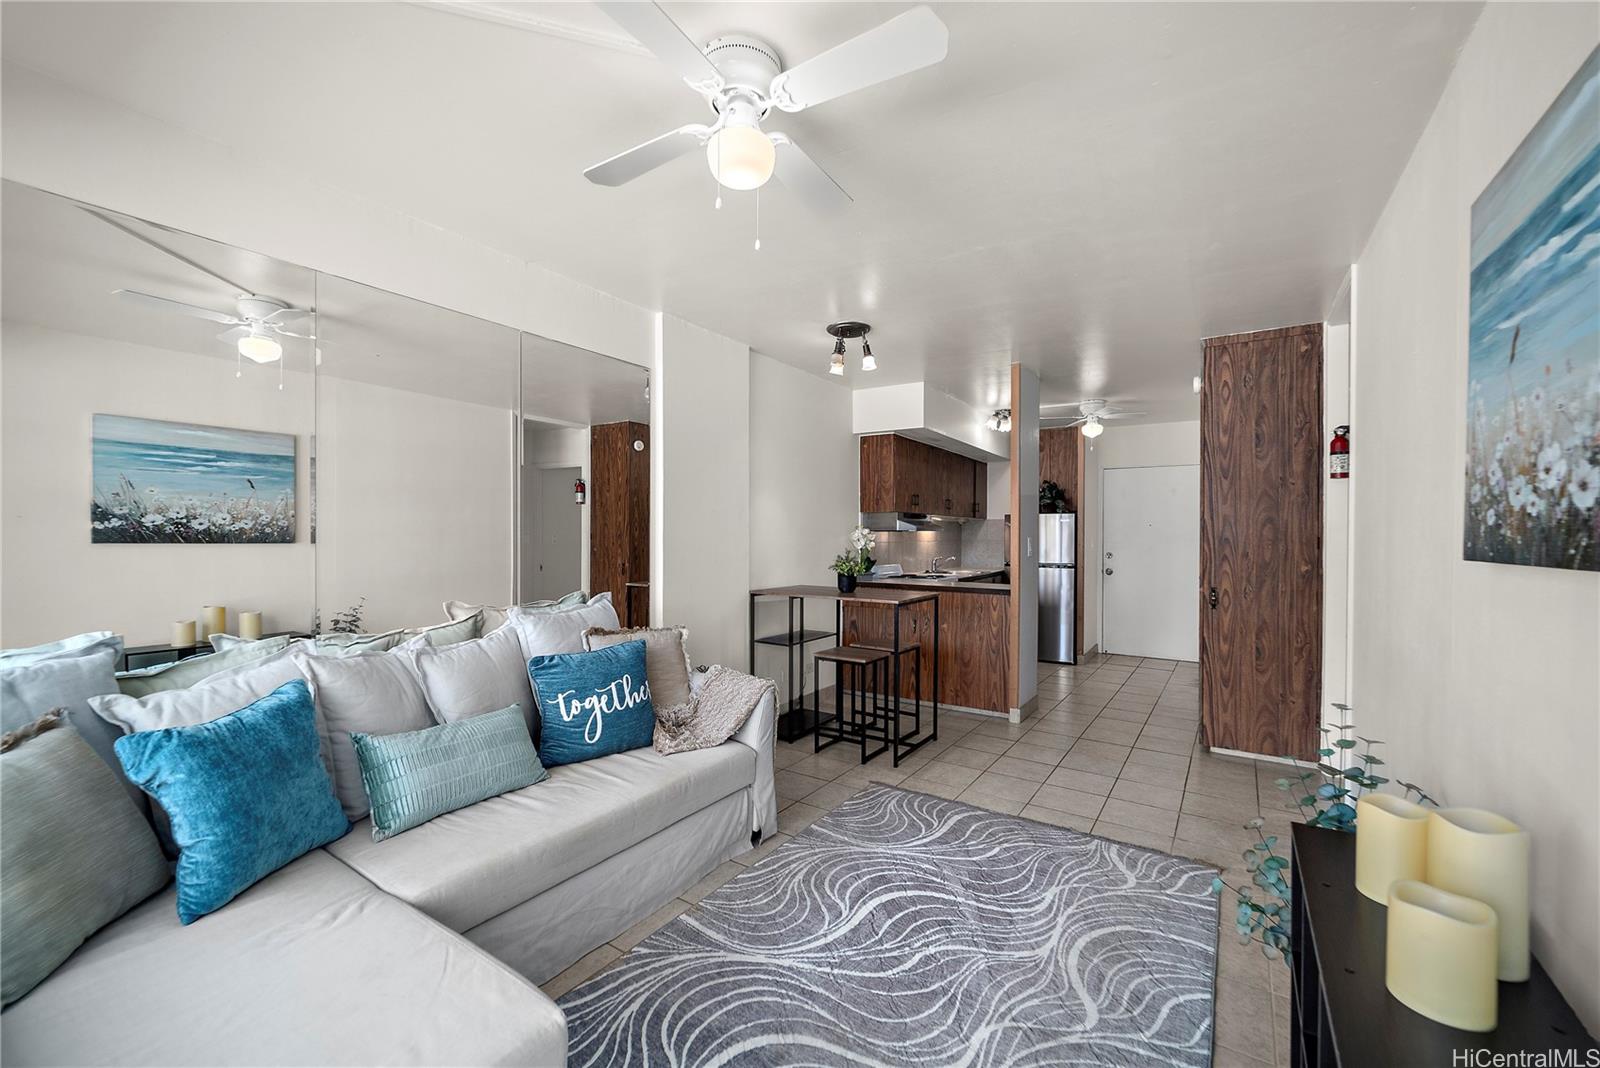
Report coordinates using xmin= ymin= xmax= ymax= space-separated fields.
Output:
xmin=812 ymin=645 xmax=891 ymax=764
xmin=857 ymin=642 xmax=922 ymax=757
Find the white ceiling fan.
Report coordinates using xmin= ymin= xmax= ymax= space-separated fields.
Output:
xmin=1040 ymin=399 xmax=1146 ymax=438
xmin=114 ymin=290 xmax=313 ymax=364
xmin=583 ymin=3 xmax=949 ymax=215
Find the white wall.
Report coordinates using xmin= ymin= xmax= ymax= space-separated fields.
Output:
xmin=1013 ymin=367 xmax=1039 ymax=714
xmin=1351 ymin=4 xmax=1599 ymax=1029
xmin=1082 ymin=420 xmax=1201 ymax=659
xmin=749 ymin=353 xmax=857 ymax=695
xmin=1 ymin=323 xmax=315 ymax=646
xmin=1322 ymin=320 xmax=1352 ymax=728
xmin=653 ymin=314 xmax=750 ymax=669
xmin=315 ymin=375 xmax=512 ymax=632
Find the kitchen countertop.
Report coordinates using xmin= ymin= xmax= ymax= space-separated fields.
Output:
xmin=858 ymin=569 xmax=1010 ymax=594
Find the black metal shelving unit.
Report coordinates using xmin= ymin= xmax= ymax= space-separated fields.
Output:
xmin=748 ymin=596 xmax=840 ymax=743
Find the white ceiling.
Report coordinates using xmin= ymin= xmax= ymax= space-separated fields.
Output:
xmin=1 ymin=1 xmax=1481 ymax=422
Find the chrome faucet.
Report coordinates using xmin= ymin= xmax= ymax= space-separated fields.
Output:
xmin=929 ymin=555 xmax=956 ymax=574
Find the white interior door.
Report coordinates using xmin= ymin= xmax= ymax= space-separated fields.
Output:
xmin=1102 ymin=465 xmax=1200 ymax=661
xmin=528 ymin=466 xmax=582 ymax=602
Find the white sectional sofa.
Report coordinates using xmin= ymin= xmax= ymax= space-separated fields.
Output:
xmin=1 ymin=664 xmax=777 ymax=1067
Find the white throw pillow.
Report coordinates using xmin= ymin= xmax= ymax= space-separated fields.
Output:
xmin=445 ymin=591 xmax=585 ymax=634
xmin=294 ymin=650 xmax=434 ymax=821
xmin=508 ymin=593 xmax=620 ymax=660
xmin=90 ymin=650 xmax=305 ymax=735
xmin=409 ymin=621 xmax=536 ymax=735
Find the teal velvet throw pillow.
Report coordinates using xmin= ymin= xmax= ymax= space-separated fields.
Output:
xmin=114 ymin=679 xmax=348 ymax=924
xmin=526 ymin=640 xmax=654 ymax=767
xmin=351 ymin=704 xmax=548 ymax=841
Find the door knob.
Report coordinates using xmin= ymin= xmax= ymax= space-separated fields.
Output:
xmin=1208 ymin=587 xmax=1219 ymax=609
xmin=1104 ymin=567 xmax=1114 ymax=576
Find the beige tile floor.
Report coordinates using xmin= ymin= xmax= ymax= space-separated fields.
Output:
xmin=542 ymin=651 xmax=1296 ymax=1068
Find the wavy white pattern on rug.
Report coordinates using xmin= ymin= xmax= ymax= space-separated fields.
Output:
xmin=561 ymin=784 xmax=1219 ymax=1067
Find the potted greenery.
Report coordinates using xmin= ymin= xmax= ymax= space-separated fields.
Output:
xmin=829 ymin=524 xmax=876 ymax=593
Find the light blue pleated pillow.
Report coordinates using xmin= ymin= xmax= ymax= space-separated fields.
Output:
xmin=351 ymin=704 xmax=548 ymax=841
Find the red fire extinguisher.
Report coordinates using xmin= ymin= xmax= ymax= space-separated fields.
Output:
xmin=1329 ymin=425 xmax=1350 ymax=479
xmin=574 ymin=477 xmax=587 ymax=505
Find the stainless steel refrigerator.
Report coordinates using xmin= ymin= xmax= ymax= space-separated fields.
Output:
xmin=1038 ymin=513 xmax=1076 ymax=664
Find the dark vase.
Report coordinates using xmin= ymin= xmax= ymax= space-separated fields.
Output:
xmin=837 ymin=573 xmax=858 ymax=594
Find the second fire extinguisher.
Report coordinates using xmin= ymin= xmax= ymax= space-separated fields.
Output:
xmin=574 ymin=477 xmax=587 ymax=505
xmin=1329 ymin=425 xmax=1350 ymax=479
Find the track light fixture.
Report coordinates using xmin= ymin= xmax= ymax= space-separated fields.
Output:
xmin=825 ymin=321 xmax=874 ymax=376
xmin=987 ymin=409 xmax=1012 ymax=433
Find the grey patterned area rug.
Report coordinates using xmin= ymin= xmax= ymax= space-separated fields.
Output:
xmin=561 ymin=784 xmax=1219 ymax=1067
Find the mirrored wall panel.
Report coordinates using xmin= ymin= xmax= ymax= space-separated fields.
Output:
xmin=0 ymin=180 xmax=647 ymax=656
xmin=1 ymin=181 xmax=317 ymax=650
xmin=519 ymin=333 xmax=650 ymax=626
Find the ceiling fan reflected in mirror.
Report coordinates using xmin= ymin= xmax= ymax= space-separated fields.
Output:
xmin=584 ymin=3 xmax=949 ymax=229
xmin=115 ymin=290 xmax=314 ymax=387
xmin=1040 ymin=399 xmax=1146 ymax=439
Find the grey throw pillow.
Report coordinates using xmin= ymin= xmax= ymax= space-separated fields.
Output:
xmin=409 ymin=622 xmax=536 ymax=736
xmin=1 ymin=715 xmax=169 ymax=1006
xmin=295 ymin=650 xmax=435 ymax=821
xmin=0 ymin=631 xmax=140 ymax=811
xmin=114 ymin=635 xmax=294 ymax=697
xmin=584 ymin=626 xmax=692 ymax=711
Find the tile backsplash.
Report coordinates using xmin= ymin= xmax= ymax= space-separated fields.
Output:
xmin=871 ymin=529 xmax=961 ymax=573
xmin=961 ymin=519 xmax=1008 ymax=569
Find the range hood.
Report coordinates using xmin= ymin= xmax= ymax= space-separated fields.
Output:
xmin=860 ymin=512 xmax=952 ymax=532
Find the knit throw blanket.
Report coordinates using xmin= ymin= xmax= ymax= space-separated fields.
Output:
xmin=654 ymin=666 xmax=774 ymax=755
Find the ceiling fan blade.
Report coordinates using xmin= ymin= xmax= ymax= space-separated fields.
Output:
xmin=262 ymin=305 xmax=311 ymax=324
xmin=594 ymin=2 xmax=723 ymax=93
xmin=584 ymin=124 xmax=712 ymax=186
xmin=116 ymin=289 xmax=242 ymax=326
xmin=1103 ymin=411 xmax=1147 ymax=419
xmin=769 ymin=134 xmax=852 ymax=214
xmin=769 ymin=5 xmax=948 ymax=112
xmin=217 ymin=326 xmax=250 ymax=343
xmin=269 ymin=325 xmax=317 ymax=341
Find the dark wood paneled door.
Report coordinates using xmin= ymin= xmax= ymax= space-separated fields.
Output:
xmin=1200 ymin=324 xmax=1322 ymax=760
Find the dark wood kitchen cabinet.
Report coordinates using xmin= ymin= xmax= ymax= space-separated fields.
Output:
xmin=842 ymin=589 xmax=1009 ymax=713
xmin=860 ymin=434 xmax=985 ymax=518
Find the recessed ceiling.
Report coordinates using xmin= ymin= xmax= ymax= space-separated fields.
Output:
xmin=1 ymin=1 xmax=1482 ymax=422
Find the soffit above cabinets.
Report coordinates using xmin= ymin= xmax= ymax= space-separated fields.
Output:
xmin=851 ymin=382 xmax=1008 ymax=462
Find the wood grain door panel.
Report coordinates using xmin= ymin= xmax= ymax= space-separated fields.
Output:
xmin=1200 ymin=325 xmax=1322 ymax=760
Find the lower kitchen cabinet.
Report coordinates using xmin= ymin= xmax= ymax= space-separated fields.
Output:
xmin=841 ymin=589 xmax=1010 ymax=714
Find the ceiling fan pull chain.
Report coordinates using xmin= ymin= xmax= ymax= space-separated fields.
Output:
xmin=235 ymin=349 xmax=242 ymax=380
xmin=278 ymin=353 xmax=285 ymax=392
xmin=714 ymin=135 xmax=723 ymax=210
xmin=754 ymin=184 xmax=761 ymax=251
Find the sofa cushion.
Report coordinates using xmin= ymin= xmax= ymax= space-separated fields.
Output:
xmin=91 ymin=650 xmax=305 ymax=734
xmin=409 ymin=621 xmax=536 ymax=737
xmin=326 ymin=741 xmax=755 ymax=932
xmin=113 ymin=636 xmax=294 ymax=697
xmin=0 ymin=850 xmax=566 ymax=1067
xmin=446 ymin=591 xmax=583 ymax=634
xmin=508 ymin=592 xmax=619 ymax=660
xmin=295 ymin=650 xmax=434 ymax=822
xmin=1 ymin=715 xmax=169 ymax=1005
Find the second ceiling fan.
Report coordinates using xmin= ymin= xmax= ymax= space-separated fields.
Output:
xmin=583 ymin=3 xmax=949 ymax=215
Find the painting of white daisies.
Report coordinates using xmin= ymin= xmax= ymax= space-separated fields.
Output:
xmin=91 ymin=415 xmax=296 ymax=544
xmin=1465 ymin=46 xmax=1600 ymax=572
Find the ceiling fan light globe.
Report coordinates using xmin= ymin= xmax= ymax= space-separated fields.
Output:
xmin=237 ymin=332 xmax=283 ymax=364
xmin=705 ymin=125 xmax=775 ymax=190
xmin=1081 ymin=417 xmax=1105 ymax=439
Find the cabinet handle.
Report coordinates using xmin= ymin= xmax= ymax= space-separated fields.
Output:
xmin=911 ymin=494 xmax=920 ymax=507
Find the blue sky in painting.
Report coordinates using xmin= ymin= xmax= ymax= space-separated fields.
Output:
xmin=91 ymin=414 xmax=295 ymax=502
xmin=1468 ymin=48 xmax=1599 ymax=410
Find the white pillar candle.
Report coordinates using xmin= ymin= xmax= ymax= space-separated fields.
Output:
xmin=202 ymin=605 xmax=227 ymax=639
xmin=1386 ymin=879 xmax=1499 ymax=1032
xmin=238 ymin=611 xmax=263 ymax=641
xmin=1426 ymin=808 xmax=1531 ymax=982
xmin=171 ymin=619 xmax=197 ymax=648
xmin=1355 ymin=794 xmax=1431 ymax=903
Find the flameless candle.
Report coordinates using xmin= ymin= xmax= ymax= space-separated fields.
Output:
xmin=171 ymin=620 xmax=197 ymax=648
xmin=1386 ymin=880 xmax=1499 ymax=1032
xmin=202 ymin=605 xmax=227 ymax=639
xmin=238 ymin=611 xmax=263 ymax=641
xmin=1355 ymin=794 xmax=1431 ymax=903
xmin=1427 ymin=808 xmax=1531 ymax=982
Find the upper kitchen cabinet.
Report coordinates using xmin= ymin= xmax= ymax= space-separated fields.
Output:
xmin=860 ymin=434 xmax=986 ymax=518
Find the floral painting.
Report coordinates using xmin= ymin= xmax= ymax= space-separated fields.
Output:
xmin=91 ymin=415 xmax=296 ymax=543
xmin=1465 ymin=46 xmax=1600 ymax=571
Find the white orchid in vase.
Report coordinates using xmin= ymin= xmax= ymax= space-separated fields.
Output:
xmin=830 ymin=524 xmax=878 ymax=583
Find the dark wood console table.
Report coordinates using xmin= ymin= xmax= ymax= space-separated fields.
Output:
xmin=1290 ymin=823 xmax=1595 ymax=1067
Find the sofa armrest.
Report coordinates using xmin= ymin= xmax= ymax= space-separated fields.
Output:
xmin=691 ymin=669 xmax=779 ymax=841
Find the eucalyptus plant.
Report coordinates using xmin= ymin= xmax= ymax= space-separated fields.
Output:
xmin=1207 ymin=705 xmax=1439 ymax=965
